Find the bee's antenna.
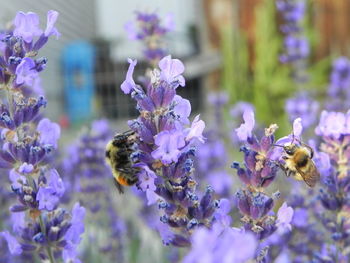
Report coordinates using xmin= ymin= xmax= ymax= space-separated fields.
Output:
xmin=272 ymin=144 xmax=284 ymax=148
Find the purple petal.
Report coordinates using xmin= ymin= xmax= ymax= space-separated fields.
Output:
xmin=48 ymin=169 xmax=65 ymax=197
xmin=13 ymin=12 xmax=42 ymax=43
xmin=37 ymin=118 xmax=61 ymax=148
xmin=235 ymin=108 xmax=255 ymax=141
xmin=15 ymin=58 xmax=38 ymax=86
xmin=159 ymin=55 xmax=185 ymax=86
xmin=152 ymin=129 xmax=185 ymax=164
xmin=186 ymin=115 xmax=205 ymax=143
xmin=293 ymin=117 xmax=302 ymax=137
xmin=276 ymin=202 xmax=294 ymax=232
xmin=44 ymin=10 xmax=60 ymax=38
xmin=121 ymin=59 xmax=137 ymax=94
xmin=36 ymin=187 xmax=59 ymax=211
xmin=173 ymin=95 xmax=191 ymax=124
xmin=18 ymin=162 xmax=34 ymax=174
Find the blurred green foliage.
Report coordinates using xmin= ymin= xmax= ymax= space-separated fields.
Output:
xmin=220 ymin=0 xmax=332 ymax=137
xmin=252 ymin=0 xmax=292 ymax=136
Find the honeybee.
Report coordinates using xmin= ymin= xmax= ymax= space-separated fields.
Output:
xmin=275 ymin=138 xmax=320 ymax=187
xmin=105 ymin=130 xmax=140 ymax=193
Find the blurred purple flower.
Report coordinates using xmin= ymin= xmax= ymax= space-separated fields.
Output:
xmin=276 ymin=202 xmax=294 ymax=232
xmin=184 ymin=225 xmax=257 ymax=263
xmin=10 ymin=212 xmax=25 ymax=234
xmin=121 ymin=58 xmax=137 ymax=94
xmin=63 ymin=247 xmax=82 ymax=263
xmin=125 ymin=12 xmax=174 ymax=65
xmin=156 ymin=222 xmax=175 ymax=246
xmin=37 ymin=118 xmax=61 ymax=148
xmin=159 ymin=55 xmax=185 ymax=87
xmin=276 ymin=0 xmax=305 ymax=23
xmin=15 ymin=58 xmax=38 ymax=86
xmin=0 ymin=231 xmax=22 ymax=255
xmin=285 ymin=92 xmax=319 ymax=129
xmin=315 ymin=110 xmax=349 ymax=139
xmin=292 ymin=207 xmax=308 ymax=228
xmin=207 ymin=171 xmax=233 ymax=195
xmin=328 ymin=57 xmax=350 ymax=97
xmin=124 ymin=21 xmax=137 ymax=40
xmin=164 ymin=13 xmax=175 ymax=31
xmin=13 ymin=11 xmax=42 ymax=43
xmin=213 ymin=198 xmax=232 ymax=228
xmin=235 ymin=108 xmax=255 ymax=141
xmin=230 ymin=102 xmax=255 ymax=119
xmin=280 ymin=36 xmax=309 ymax=63
xmin=275 ymin=250 xmax=291 ymax=263
xmin=64 ymin=203 xmax=85 ymax=246
xmin=207 ymin=91 xmax=229 ymax=106
xmin=91 ymin=119 xmax=110 ymax=135
xmin=152 ymin=129 xmax=185 ymax=164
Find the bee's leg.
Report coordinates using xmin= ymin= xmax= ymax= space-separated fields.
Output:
xmin=272 ymin=160 xmax=289 ymax=177
xmin=113 ymin=178 xmax=124 ymax=194
xmin=286 ymin=170 xmax=295 ymax=177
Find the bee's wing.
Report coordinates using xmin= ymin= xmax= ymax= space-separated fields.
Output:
xmin=295 ymin=160 xmax=320 ymax=187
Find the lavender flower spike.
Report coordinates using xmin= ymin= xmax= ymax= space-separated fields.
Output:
xmin=233 ymin=110 xmax=290 ymax=240
xmin=0 ymin=10 xmax=85 ymax=262
xmin=121 ymin=55 xmax=217 ymax=246
xmin=125 ymin=12 xmax=175 ymax=66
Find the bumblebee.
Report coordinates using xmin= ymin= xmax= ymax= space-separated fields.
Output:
xmin=276 ymin=139 xmax=320 ymax=187
xmin=105 ymin=130 xmax=140 ymax=193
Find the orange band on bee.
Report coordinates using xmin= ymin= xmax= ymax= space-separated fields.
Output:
xmin=116 ymin=176 xmax=132 ymax=186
